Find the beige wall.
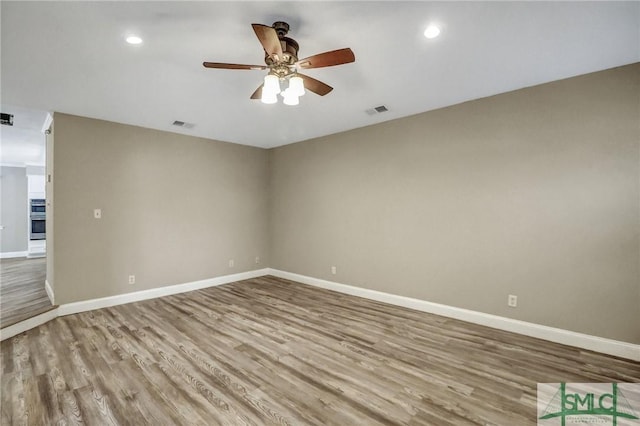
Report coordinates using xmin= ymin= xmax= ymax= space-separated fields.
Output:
xmin=0 ymin=166 xmax=28 ymax=253
xmin=269 ymin=64 xmax=640 ymax=344
xmin=52 ymin=113 xmax=269 ymax=304
xmin=50 ymin=64 xmax=639 ymax=344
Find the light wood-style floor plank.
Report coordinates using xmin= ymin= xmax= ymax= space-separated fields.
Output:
xmin=1 ymin=275 xmax=639 ymax=425
xmin=0 ymin=257 xmax=53 ymax=328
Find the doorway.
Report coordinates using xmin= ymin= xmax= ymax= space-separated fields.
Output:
xmin=0 ymin=106 xmax=54 ymax=328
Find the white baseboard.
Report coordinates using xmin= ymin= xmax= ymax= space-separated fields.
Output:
xmin=27 ymin=252 xmax=46 ymax=259
xmin=267 ymin=269 xmax=640 ymax=362
xmin=57 ymin=268 xmax=270 ymax=316
xmin=45 ymin=279 xmax=55 ymax=305
xmin=2 ymin=269 xmax=269 ymax=341
xmin=0 ymin=251 xmax=28 ymax=259
xmin=4 ymin=266 xmax=637 ymax=361
xmin=0 ymin=308 xmax=59 ymax=341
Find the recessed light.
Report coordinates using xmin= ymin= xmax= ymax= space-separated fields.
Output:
xmin=424 ymin=25 xmax=441 ymax=39
xmin=126 ymin=35 xmax=143 ymax=45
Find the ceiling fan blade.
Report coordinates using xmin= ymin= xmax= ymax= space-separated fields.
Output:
xmin=250 ymin=85 xmax=263 ymax=100
xmin=203 ymin=62 xmax=266 ymax=70
xmin=252 ymin=23 xmax=283 ymax=61
xmin=298 ymin=73 xmax=333 ymax=96
xmin=296 ymin=48 xmax=355 ymax=69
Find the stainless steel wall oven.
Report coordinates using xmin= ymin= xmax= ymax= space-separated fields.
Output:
xmin=30 ymin=199 xmax=46 ymax=240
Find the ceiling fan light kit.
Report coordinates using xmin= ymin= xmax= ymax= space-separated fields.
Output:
xmin=263 ymin=74 xmax=281 ymax=95
xmin=282 ymin=92 xmax=299 ymax=106
xmin=261 ymin=73 xmax=306 ymax=105
xmin=289 ymin=76 xmax=305 ymax=96
xmin=261 ymin=91 xmax=278 ymax=105
xmin=203 ymin=21 xmax=355 ymax=106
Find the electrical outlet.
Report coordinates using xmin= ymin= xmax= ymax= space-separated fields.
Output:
xmin=255 ymin=256 xmax=260 ymax=264
xmin=128 ymin=275 xmax=135 ymax=285
xmin=94 ymin=208 xmax=102 ymax=219
xmin=508 ymin=294 xmax=518 ymax=308
xmin=331 ymin=266 xmax=337 ymax=275
xmin=229 ymin=259 xmax=234 ymax=268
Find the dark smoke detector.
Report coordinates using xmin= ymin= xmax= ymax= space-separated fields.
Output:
xmin=1 ymin=113 xmax=14 ymax=126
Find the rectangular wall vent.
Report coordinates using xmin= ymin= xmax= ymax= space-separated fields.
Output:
xmin=172 ymin=120 xmax=195 ymax=129
xmin=1 ymin=113 xmax=14 ymax=126
xmin=365 ymin=105 xmax=389 ymax=116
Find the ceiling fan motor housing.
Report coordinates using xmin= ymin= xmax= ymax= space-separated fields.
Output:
xmin=272 ymin=21 xmax=290 ymax=37
xmin=264 ymin=22 xmax=299 ymax=69
xmin=265 ymin=37 xmax=299 ymax=66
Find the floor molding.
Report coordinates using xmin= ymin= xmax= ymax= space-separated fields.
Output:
xmin=0 ymin=307 xmax=59 ymax=341
xmin=27 ymin=252 xmax=46 ymax=259
xmin=4 ymin=266 xmax=638 ymax=361
xmin=267 ymin=269 xmax=640 ymax=362
xmin=0 ymin=251 xmax=28 ymax=259
xmin=1 ymin=268 xmax=269 ymax=341
xmin=45 ymin=279 xmax=55 ymax=305
xmin=57 ymin=268 xmax=270 ymax=317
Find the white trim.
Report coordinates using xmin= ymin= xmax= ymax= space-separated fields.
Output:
xmin=41 ymin=113 xmax=53 ymax=134
xmin=45 ymin=279 xmax=55 ymax=305
xmin=1 ymin=269 xmax=268 ymax=341
xmin=0 ymin=308 xmax=59 ymax=341
xmin=0 ymin=163 xmax=27 ymax=168
xmin=0 ymin=251 xmax=28 ymax=259
xmin=27 ymin=252 xmax=46 ymax=259
xmin=58 ymin=268 xmax=270 ymax=316
xmin=267 ymin=269 xmax=640 ymax=362
xmin=4 ymin=267 xmax=637 ymax=361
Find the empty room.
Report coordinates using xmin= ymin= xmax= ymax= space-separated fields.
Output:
xmin=1 ymin=1 xmax=639 ymax=425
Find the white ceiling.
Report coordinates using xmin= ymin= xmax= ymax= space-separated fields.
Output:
xmin=2 ymin=2 xmax=638 ymax=149
xmin=0 ymin=105 xmax=48 ymax=167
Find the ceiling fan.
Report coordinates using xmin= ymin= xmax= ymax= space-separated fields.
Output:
xmin=203 ymin=21 xmax=355 ymax=105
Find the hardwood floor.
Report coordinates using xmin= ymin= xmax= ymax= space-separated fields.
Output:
xmin=0 ymin=257 xmax=53 ymax=328
xmin=1 ymin=275 xmax=638 ymax=425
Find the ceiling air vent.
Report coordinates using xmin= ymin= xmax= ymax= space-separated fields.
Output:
xmin=1 ymin=113 xmax=14 ymax=126
xmin=172 ymin=120 xmax=195 ymax=129
xmin=365 ymin=105 xmax=389 ymax=116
